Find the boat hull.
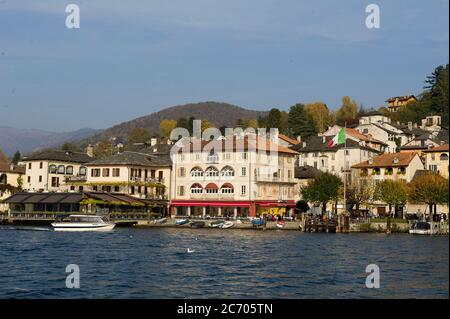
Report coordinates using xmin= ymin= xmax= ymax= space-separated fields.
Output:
xmin=220 ymin=222 xmax=234 ymax=229
xmin=51 ymin=223 xmax=116 ymax=232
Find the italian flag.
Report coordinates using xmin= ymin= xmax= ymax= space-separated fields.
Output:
xmin=327 ymin=128 xmax=346 ymax=148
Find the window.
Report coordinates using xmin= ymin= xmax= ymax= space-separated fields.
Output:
xmin=241 ymin=185 xmax=247 ymax=195
xmin=178 ymin=167 xmax=186 ymax=177
xmin=66 ymin=166 xmax=73 ymax=175
xmin=51 ymin=177 xmax=59 ymax=188
xmin=27 ymin=176 xmax=31 ymax=183
xmin=158 ymin=171 xmax=163 ymax=181
xmin=241 ymin=152 xmax=248 ymax=160
xmin=225 ymin=153 xmax=231 ymax=160
xmin=195 ymin=153 xmax=201 ymax=161
xmin=221 ymin=166 xmax=235 ymax=177
xmin=39 ymin=162 xmax=43 ymax=169
xmin=221 ymin=183 xmax=234 ymax=194
xmin=177 ymin=186 xmax=185 ymax=196
xmin=28 ymin=163 xmax=32 ymax=169
xmin=331 ymin=154 xmax=335 ymax=160
xmin=112 ymin=168 xmax=120 ymax=177
xmin=190 ymin=183 xmax=203 ymax=194
xmin=114 ymin=186 xmax=120 ymax=192
xmin=102 ymin=168 xmax=110 ymax=177
xmin=429 ymin=165 xmax=438 ymax=172
xmin=287 ymin=170 xmax=292 ymax=179
xmin=440 ymin=154 xmax=449 ymax=161
xmin=79 ymin=166 xmax=87 ymax=176
xmin=205 ymin=166 xmax=219 ymax=177
xmin=241 ymin=167 xmax=247 ymax=176
xmin=431 ymin=154 xmax=436 ymax=161
xmin=207 ymin=151 xmax=219 ymax=163
xmin=38 ymin=176 xmax=42 ymax=183
xmin=205 ymin=183 xmax=219 ymax=194
xmin=191 ymin=167 xmax=204 ymax=177
xmin=49 ymin=165 xmax=57 ymax=174
xmin=57 ymin=165 xmax=65 ymax=174
xmin=91 ymin=168 xmax=101 ymax=177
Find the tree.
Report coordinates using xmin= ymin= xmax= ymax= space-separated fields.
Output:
xmin=94 ymin=140 xmax=113 ymax=159
xmin=176 ymin=117 xmax=190 ymax=131
xmin=374 ymin=180 xmax=408 ymax=218
xmin=287 ymin=103 xmax=316 ymax=139
xmin=17 ymin=176 xmax=23 ymax=191
xmin=127 ymin=128 xmax=151 ymax=145
xmin=300 ymin=172 xmax=342 ymax=216
xmin=12 ymin=151 xmax=21 ymax=165
xmin=335 ymin=96 xmax=359 ymax=125
xmin=159 ymin=119 xmax=177 ymax=139
xmin=305 ymin=102 xmax=333 ymax=133
xmin=408 ymin=173 xmax=449 ymax=221
xmin=61 ymin=142 xmax=82 ymax=153
xmin=424 ymin=64 xmax=449 ymax=126
xmin=346 ymin=178 xmax=375 ymax=214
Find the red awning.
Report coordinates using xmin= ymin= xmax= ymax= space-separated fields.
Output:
xmin=221 ymin=183 xmax=234 ymax=189
xmin=171 ymin=200 xmax=251 ymax=207
xmin=205 ymin=183 xmax=218 ymax=190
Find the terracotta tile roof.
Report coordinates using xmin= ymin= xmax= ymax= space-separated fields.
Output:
xmin=278 ymin=134 xmax=300 ymax=146
xmin=386 ymin=95 xmax=417 ymax=103
xmin=0 ymin=163 xmax=25 ymax=174
xmin=352 ymin=152 xmax=418 ymax=169
xmin=423 ymin=144 xmax=449 ymax=152
xmin=175 ymin=136 xmax=299 ymax=155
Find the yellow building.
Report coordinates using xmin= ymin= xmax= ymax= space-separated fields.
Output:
xmin=423 ymin=144 xmax=449 ymax=179
xmin=386 ymin=95 xmax=417 ymax=112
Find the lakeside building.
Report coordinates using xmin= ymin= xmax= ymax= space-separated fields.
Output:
xmin=351 ymin=152 xmax=425 ymax=216
xmin=169 ymin=135 xmax=299 ymax=219
xmin=4 ymin=191 xmax=167 ymax=220
xmin=80 ymin=149 xmax=171 ymax=200
xmin=422 ymin=144 xmax=449 ymax=179
xmin=0 ymin=150 xmax=26 ymax=212
xmin=23 ymin=149 xmax=93 ymax=192
xmin=386 ymin=95 xmax=417 ymax=113
xmin=292 ymin=135 xmax=380 ymax=183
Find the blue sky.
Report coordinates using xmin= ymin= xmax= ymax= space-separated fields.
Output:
xmin=0 ymin=0 xmax=448 ymax=132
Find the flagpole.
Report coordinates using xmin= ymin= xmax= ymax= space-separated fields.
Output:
xmin=343 ymin=121 xmax=347 ymax=219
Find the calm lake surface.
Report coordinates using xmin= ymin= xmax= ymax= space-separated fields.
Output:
xmin=0 ymin=226 xmax=448 ymax=299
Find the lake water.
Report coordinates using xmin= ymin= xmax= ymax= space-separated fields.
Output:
xmin=0 ymin=226 xmax=448 ymax=299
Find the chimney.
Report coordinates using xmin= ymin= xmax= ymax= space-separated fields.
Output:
xmin=86 ymin=144 xmax=94 ymax=157
xmin=302 ymin=142 xmax=306 ymax=148
xmin=322 ymin=136 xmax=326 ymax=144
xmin=297 ymin=136 xmax=301 ymax=143
xmin=407 ymin=122 xmax=413 ymax=130
xmin=150 ymin=137 xmax=158 ymax=146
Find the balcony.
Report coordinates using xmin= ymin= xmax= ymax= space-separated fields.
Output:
xmin=64 ymin=176 xmax=87 ymax=183
xmin=189 ymin=193 xmax=235 ymax=200
xmin=130 ymin=177 xmax=165 ymax=184
xmin=255 ymin=175 xmax=296 ymax=183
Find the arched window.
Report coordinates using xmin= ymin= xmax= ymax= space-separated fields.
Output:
xmin=190 ymin=183 xmax=203 ymax=194
xmin=0 ymin=174 xmax=7 ymax=185
xmin=49 ymin=165 xmax=57 ymax=174
xmin=66 ymin=166 xmax=73 ymax=175
xmin=205 ymin=166 xmax=219 ymax=177
xmin=190 ymin=167 xmax=204 ymax=177
xmin=79 ymin=166 xmax=87 ymax=176
xmin=221 ymin=166 xmax=235 ymax=177
xmin=57 ymin=165 xmax=65 ymax=174
xmin=221 ymin=183 xmax=234 ymax=194
xmin=440 ymin=154 xmax=449 ymax=161
xmin=205 ymin=183 xmax=219 ymax=194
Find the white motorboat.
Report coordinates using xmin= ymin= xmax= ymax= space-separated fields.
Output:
xmin=51 ymin=215 xmax=115 ymax=232
xmin=219 ymin=221 xmax=234 ymax=229
xmin=409 ymin=222 xmax=432 ymax=235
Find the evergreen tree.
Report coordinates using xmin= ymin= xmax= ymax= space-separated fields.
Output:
xmin=12 ymin=151 xmax=21 ymax=165
xmin=287 ymin=103 xmax=316 ymax=139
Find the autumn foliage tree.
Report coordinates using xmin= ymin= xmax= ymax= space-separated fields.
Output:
xmin=335 ymin=96 xmax=359 ymax=125
xmin=346 ymin=177 xmax=376 ymax=214
xmin=300 ymin=172 xmax=342 ymax=216
xmin=408 ymin=173 xmax=449 ymax=220
xmin=374 ymin=180 xmax=408 ymax=218
xmin=305 ymin=102 xmax=333 ymax=133
xmin=159 ymin=119 xmax=177 ymax=139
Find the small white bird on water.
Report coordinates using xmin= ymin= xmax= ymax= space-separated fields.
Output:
xmin=187 ymin=248 xmax=195 ymax=253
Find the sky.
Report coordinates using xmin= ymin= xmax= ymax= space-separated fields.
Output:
xmin=0 ymin=0 xmax=448 ymax=132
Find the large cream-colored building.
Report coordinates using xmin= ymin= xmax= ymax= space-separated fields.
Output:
xmin=23 ymin=150 xmax=93 ymax=192
xmin=170 ymin=136 xmax=299 ymax=219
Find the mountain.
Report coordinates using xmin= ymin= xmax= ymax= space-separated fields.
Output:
xmin=81 ymin=101 xmax=267 ymax=145
xmin=0 ymin=127 xmax=100 ymax=156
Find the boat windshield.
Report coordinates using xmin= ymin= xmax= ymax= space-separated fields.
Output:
xmin=415 ymin=222 xmax=431 ymax=230
xmin=69 ymin=216 xmax=104 ymax=223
